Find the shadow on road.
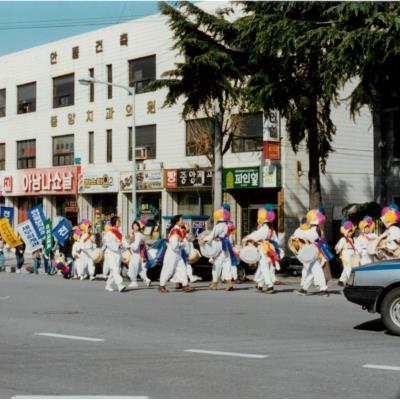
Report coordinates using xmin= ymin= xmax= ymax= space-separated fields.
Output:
xmin=354 ymin=318 xmax=386 ymax=332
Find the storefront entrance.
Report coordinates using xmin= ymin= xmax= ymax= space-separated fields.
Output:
xmin=17 ymin=197 xmax=43 ymax=223
xmin=92 ymin=193 xmax=118 ymax=220
xmin=55 ymin=196 xmax=78 ymax=226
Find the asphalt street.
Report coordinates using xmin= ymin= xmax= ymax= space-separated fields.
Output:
xmin=0 ymin=272 xmax=399 ymax=399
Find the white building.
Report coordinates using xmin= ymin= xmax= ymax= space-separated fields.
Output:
xmin=0 ymin=2 xmax=374 ymax=243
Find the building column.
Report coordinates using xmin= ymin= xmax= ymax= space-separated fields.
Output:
xmin=119 ymin=192 xmax=129 ymax=235
xmin=78 ymin=194 xmax=92 ymax=222
xmin=43 ymin=196 xmax=54 ymax=220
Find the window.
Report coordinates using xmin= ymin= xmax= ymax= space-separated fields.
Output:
xmin=106 ymin=129 xmax=112 ymax=163
xmin=88 ymin=131 xmax=94 ymax=164
xmin=0 ymin=89 xmax=5 ymax=117
xmin=89 ymin=68 xmax=94 ymax=102
xmin=177 ymin=191 xmax=212 ymax=215
xmin=17 ymin=82 xmax=36 ymax=114
xmin=0 ymin=143 xmax=5 ymax=170
xmin=186 ymin=118 xmax=214 ymax=156
xmin=17 ymin=139 xmax=36 ymax=169
xmin=53 ymin=74 xmax=74 ymax=108
xmin=128 ymin=55 xmax=156 ymax=94
xmin=393 ymin=110 xmax=400 ymax=159
xmin=53 ymin=135 xmax=74 ymax=166
xmin=232 ymin=112 xmax=263 ymax=153
xmin=107 ymin=64 xmax=112 ymax=99
xmin=128 ymin=125 xmax=156 ymax=161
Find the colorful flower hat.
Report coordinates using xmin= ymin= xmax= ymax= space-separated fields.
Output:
xmin=214 ymin=204 xmax=231 ymax=222
xmin=104 ymin=221 xmax=112 ymax=232
xmin=227 ymin=221 xmax=236 ymax=235
xmin=79 ymin=219 xmax=91 ymax=233
xmin=381 ymin=204 xmax=400 ymax=227
xmin=306 ymin=209 xmax=325 ymax=226
xmin=359 ymin=216 xmax=375 ymax=232
xmin=340 ymin=219 xmax=355 ymax=235
xmin=135 ymin=218 xmax=146 ymax=230
xmin=257 ymin=204 xmax=276 ymax=224
xmin=300 ymin=216 xmax=310 ymax=231
xmin=73 ymin=228 xmax=82 ymax=241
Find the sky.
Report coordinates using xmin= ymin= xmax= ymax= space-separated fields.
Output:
xmin=0 ymin=1 xmax=161 ymax=56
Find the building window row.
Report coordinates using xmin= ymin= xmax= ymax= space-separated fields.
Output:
xmin=185 ymin=112 xmax=264 ymax=156
xmin=0 ymin=55 xmax=156 ymax=117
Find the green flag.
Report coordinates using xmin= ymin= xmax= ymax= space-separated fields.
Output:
xmin=44 ymin=219 xmax=53 ymax=255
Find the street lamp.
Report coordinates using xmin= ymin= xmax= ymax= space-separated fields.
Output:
xmin=78 ymin=77 xmax=137 ymax=228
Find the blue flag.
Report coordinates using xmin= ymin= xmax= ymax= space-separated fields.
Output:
xmin=52 ymin=218 xmax=72 ymax=245
xmin=27 ymin=205 xmax=46 ymax=240
xmin=0 ymin=206 xmax=14 ymax=227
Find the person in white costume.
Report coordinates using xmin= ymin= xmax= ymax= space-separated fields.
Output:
xmin=201 ymin=205 xmax=237 ymax=291
xmin=103 ymin=216 xmax=126 ymax=293
xmin=158 ymin=215 xmax=194 ymax=293
xmin=71 ymin=228 xmax=82 ymax=280
xmin=101 ymin=223 xmax=112 ymax=279
xmin=244 ymin=204 xmax=280 ymax=294
xmin=377 ymin=204 xmax=400 ymax=259
xmin=78 ymin=222 xmax=97 ymax=281
xmin=335 ymin=220 xmax=358 ymax=286
xmin=124 ymin=219 xmax=151 ymax=288
xmin=354 ymin=216 xmax=378 ymax=266
xmin=292 ymin=209 xmax=329 ymax=297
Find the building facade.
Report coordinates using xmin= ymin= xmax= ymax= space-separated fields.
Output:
xmin=0 ymin=2 xmax=375 ymax=244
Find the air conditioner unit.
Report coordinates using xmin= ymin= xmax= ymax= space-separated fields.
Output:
xmin=135 ymin=147 xmax=148 ymax=160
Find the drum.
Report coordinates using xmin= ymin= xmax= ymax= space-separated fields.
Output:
xmin=91 ymin=248 xmax=104 ymax=264
xmin=239 ymin=245 xmax=260 ymax=265
xmin=198 ymin=231 xmax=222 ymax=258
xmin=366 ymin=240 xmax=379 ymax=256
xmin=297 ymin=244 xmax=319 ymax=265
xmin=121 ymin=250 xmax=131 ymax=264
xmin=350 ymin=254 xmax=361 ymax=267
xmin=288 ymin=237 xmax=306 ymax=254
xmin=189 ymin=249 xmax=201 ymax=264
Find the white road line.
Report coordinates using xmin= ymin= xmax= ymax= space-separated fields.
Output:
xmin=0 ymin=296 xmax=10 ymax=300
xmin=363 ymin=364 xmax=400 ymax=371
xmin=184 ymin=349 xmax=268 ymax=359
xmin=13 ymin=397 xmax=149 ymax=399
xmin=35 ymin=333 xmax=104 ymax=342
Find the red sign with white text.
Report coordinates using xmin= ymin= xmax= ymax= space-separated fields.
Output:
xmin=3 ymin=167 xmax=78 ymax=196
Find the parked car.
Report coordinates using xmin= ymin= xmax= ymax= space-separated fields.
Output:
xmin=344 ymin=259 xmax=400 ymax=336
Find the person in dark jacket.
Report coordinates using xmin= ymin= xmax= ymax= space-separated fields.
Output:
xmin=15 ymin=239 xmax=26 ymax=273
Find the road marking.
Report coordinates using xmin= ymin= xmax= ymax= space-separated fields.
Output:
xmin=184 ymin=349 xmax=268 ymax=359
xmin=13 ymin=397 xmax=149 ymax=399
xmin=363 ymin=364 xmax=400 ymax=371
xmin=0 ymin=296 xmax=10 ymax=300
xmin=35 ymin=333 xmax=104 ymax=342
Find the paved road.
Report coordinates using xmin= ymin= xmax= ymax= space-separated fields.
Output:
xmin=0 ymin=272 xmax=399 ymax=399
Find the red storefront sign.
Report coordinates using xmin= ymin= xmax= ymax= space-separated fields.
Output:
xmin=4 ymin=167 xmax=78 ymax=196
xmin=164 ymin=169 xmax=178 ymax=188
xmin=263 ymin=141 xmax=281 ymax=160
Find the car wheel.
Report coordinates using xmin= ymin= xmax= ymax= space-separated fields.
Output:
xmin=381 ymin=287 xmax=400 ymax=336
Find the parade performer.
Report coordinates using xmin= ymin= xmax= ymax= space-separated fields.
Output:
xmin=125 ymin=219 xmax=151 ymax=288
xmin=201 ymin=204 xmax=238 ymax=291
xmin=101 ymin=222 xmax=112 ymax=278
xmin=377 ymin=204 xmax=400 ymax=259
xmin=78 ymin=220 xmax=97 ymax=281
xmin=227 ymin=220 xmax=239 ymax=282
xmin=354 ymin=216 xmax=378 ymax=266
xmin=158 ymin=215 xmax=193 ymax=293
xmin=244 ymin=204 xmax=279 ymax=294
xmin=172 ymin=224 xmax=201 ymax=287
xmin=335 ymin=220 xmax=358 ymax=286
xmin=71 ymin=228 xmax=82 ymax=280
xmin=293 ymin=209 xmax=330 ymax=296
xmin=103 ymin=216 xmax=126 ymax=293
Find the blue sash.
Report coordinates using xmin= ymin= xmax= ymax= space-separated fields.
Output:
xmin=220 ymin=236 xmax=240 ymax=266
xmin=266 ymin=238 xmax=280 ymax=257
xmin=316 ymin=238 xmax=334 ymax=261
xmin=180 ymin=249 xmax=188 ymax=265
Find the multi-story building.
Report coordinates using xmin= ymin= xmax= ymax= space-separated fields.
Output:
xmin=0 ymin=2 xmax=375 ymax=244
